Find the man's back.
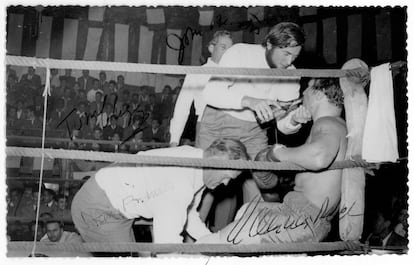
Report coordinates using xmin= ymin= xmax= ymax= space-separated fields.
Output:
xmin=294 ymin=116 xmax=347 ymax=212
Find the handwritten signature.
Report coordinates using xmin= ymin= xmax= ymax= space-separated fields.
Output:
xmin=226 ymin=195 xmax=363 ymax=245
xmin=56 ymin=94 xmax=150 ymax=144
xmin=166 ymin=14 xmax=271 ymax=65
xmin=166 ymin=26 xmax=202 ymax=65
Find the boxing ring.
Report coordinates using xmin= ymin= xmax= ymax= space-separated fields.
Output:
xmin=5 ymin=55 xmax=406 ymax=256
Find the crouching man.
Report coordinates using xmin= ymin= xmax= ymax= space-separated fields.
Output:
xmin=71 ymin=138 xmax=248 ymax=243
xmin=198 ymin=78 xmax=349 ymax=244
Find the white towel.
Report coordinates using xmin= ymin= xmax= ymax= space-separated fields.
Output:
xmin=362 ymin=63 xmax=399 ymax=162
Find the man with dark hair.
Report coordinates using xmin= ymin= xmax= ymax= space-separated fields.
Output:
xmin=71 ymin=138 xmax=248 ymax=243
xmin=198 ymin=78 xmax=347 ymax=244
xmin=39 ymin=188 xmax=58 ymax=216
xmin=38 ymin=220 xmax=92 ymax=257
xmin=199 ymin=22 xmax=311 ymax=230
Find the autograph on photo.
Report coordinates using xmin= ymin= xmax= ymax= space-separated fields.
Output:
xmin=226 ymin=195 xmax=363 ymax=245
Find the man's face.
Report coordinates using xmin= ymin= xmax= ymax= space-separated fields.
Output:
xmin=57 ymin=198 xmax=67 ymax=210
xmin=117 ymin=76 xmax=125 ymax=85
xmin=46 ymin=223 xmax=63 ymax=242
xmin=265 ymin=45 xmax=302 ymax=69
xmin=82 ymin=70 xmax=89 ymax=77
xmin=43 ymin=191 xmax=54 ymax=203
xmin=210 ymin=36 xmax=233 ymax=63
xmin=93 ymin=80 xmax=100 ymax=89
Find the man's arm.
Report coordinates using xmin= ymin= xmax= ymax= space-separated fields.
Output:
xmin=169 ymin=75 xmax=206 ymax=145
xmin=151 ymin=193 xmax=192 ymax=243
xmin=273 ymin=118 xmax=344 ymax=170
xmin=185 ymin=188 xmax=212 ymax=240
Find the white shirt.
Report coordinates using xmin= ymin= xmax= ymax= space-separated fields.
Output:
xmin=95 ymin=146 xmax=211 ymax=243
xmin=40 ymin=231 xmax=83 ymax=243
xmin=87 ymin=89 xmax=104 ymax=103
xmin=169 ymin=58 xmax=217 ymax=144
xmin=202 ymin=43 xmax=301 ymax=134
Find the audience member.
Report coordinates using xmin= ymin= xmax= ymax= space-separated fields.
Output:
xmin=40 ymin=220 xmax=91 ymax=257
xmin=98 ymin=71 xmax=109 ymax=91
xmin=20 ymin=66 xmax=42 ymax=93
xmin=50 ymin=68 xmax=61 ymax=90
xmin=103 ymin=115 xmax=123 ymax=140
xmin=52 ymin=195 xmax=73 ymax=223
xmin=60 ymin=69 xmax=76 ymax=89
xmin=90 ymin=91 xmax=104 ymax=115
xmin=123 ymin=114 xmax=144 ymax=141
xmin=7 ymin=106 xmax=18 ymax=129
xmin=87 ymin=79 xmax=104 ymax=103
xmin=96 ymin=104 xmax=114 ymax=129
xmin=61 ymin=87 xmax=75 ymax=111
xmin=77 ymin=69 xmax=95 ymax=92
xmin=117 ymin=103 xmax=132 ymax=129
xmin=143 ymin=119 xmax=165 ymax=142
xmin=48 ymin=98 xmax=67 ymax=129
xmin=15 ymin=185 xmax=36 ymax=219
xmin=104 ymin=80 xmax=117 ymax=96
xmin=7 ymin=188 xmax=22 ymax=217
xmin=80 ymin=115 xmax=98 ymax=140
xmin=38 ymin=188 xmax=58 ymax=216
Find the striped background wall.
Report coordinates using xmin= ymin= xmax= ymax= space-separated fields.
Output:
xmin=6 ymin=6 xmax=406 ymax=91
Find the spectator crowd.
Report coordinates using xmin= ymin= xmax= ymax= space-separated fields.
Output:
xmin=6 ymin=66 xmax=186 ymax=152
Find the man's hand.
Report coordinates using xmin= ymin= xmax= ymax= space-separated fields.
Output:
xmin=241 ymin=96 xmax=282 ymax=123
xmin=170 ymin=142 xmax=178 ymax=147
xmin=290 ymin=106 xmax=312 ymax=126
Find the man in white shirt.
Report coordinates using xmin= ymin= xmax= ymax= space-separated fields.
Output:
xmin=169 ymin=30 xmax=234 ymax=147
xmin=38 ymin=220 xmax=92 ymax=257
xmin=198 ymin=22 xmax=312 ymax=230
xmin=71 ymin=138 xmax=248 ymax=243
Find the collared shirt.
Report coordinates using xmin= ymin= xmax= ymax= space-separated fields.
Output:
xmin=40 ymin=231 xmax=83 ymax=243
xmin=169 ymin=58 xmax=217 ymax=144
xmin=95 ymin=146 xmax=210 ymax=243
xmin=202 ymin=43 xmax=301 ymax=134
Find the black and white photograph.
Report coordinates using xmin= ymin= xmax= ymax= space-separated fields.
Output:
xmin=1 ymin=0 xmax=411 ymax=263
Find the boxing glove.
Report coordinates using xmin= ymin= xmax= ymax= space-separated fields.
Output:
xmin=252 ymin=146 xmax=280 ymax=189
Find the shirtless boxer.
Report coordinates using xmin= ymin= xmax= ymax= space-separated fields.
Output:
xmin=198 ymin=78 xmax=348 ymax=244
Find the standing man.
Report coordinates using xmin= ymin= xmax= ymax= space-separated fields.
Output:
xmin=199 ymin=22 xmax=311 ymax=230
xmin=71 ymin=138 xmax=248 ymax=243
xmin=169 ymin=30 xmax=234 ymax=147
xmin=198 ymin=78 xmax=347 ymax=244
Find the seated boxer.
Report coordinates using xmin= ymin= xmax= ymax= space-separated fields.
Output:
xmin=197 ymin=78 xmax=348 ymax=244
xmin=71 ymin=138 xmax=248 ymax=243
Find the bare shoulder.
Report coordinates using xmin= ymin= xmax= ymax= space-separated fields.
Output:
xmin=312 ymin=116 xmax=347 ymax=135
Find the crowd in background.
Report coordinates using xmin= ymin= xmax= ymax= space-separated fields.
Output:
xmin=6 ymin=66 xmax=188 ymax=153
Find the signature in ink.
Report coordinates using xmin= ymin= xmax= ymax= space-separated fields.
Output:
xmin=226 ymin=195 xmax=363 ymax=245
xmin=81 ymin=209 xmax=125 ymax=227
xmin=166 ymin=26 xmax=202 ymax=65
xmin=56 ymin=94 xmax=151 ymax=142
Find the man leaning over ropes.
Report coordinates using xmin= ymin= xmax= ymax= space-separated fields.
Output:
xmin=198 ymin=78 xmax=347 ymax=244
xmin=71 ymin=138 xmax=248 ymax=243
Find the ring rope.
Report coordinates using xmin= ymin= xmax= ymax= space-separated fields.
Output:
xmin=30 ymin=66 xmax=51 ymax=257
xmin=7 ymin=135 xmax=171 ymax=147
xmin=7 ymin=146 xmax=379 ymax=171
xmin=8 ymin=241 xmax=362 ymax=254
xmin=6 ymin=55 xmax=367 ymax=78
